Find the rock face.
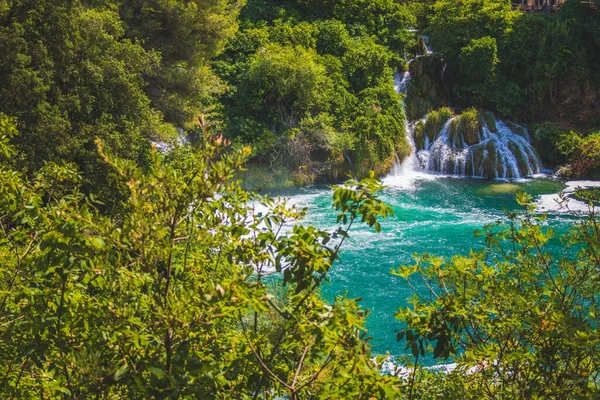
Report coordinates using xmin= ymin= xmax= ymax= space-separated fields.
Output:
xmin=410 ymin=110 xmax=542 ymax=179
xmin=404 ymin=55 xmax=451 ymax=120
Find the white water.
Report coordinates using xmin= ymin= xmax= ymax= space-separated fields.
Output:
xmin=416 ymin=117 xmax=542 ymax=179
xmin=382 ymin=120 xmax=436 ymax=190
xmin=390 ymin=65 xmax=542 ymax=181
xmin=537 ymin=180 xmax=600 ymax=213
xmin=393 ymin=70 xmax=412 ymax=95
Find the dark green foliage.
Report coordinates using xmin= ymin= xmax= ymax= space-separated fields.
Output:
xmin=109 ymin=0 xmax=246 ymax=126
xmin=424 ymin=0 xmax=600 ymax=121
xmin=0 ymin=1 xmax=161 ymax=211
xmin=352 ymin=85 xmax=410 ymax=175
xmin=458 ymin=36 xmax=498 ymax=106
xmin=423 ymin=107 xmax=453 ymax=143
xmin=216 ymin=0 xmax=412 ymax=183
xmin=404 ymin=55 xmax=451 ymax=121
xmin=0 ymin=0 xmax=243 ymax=211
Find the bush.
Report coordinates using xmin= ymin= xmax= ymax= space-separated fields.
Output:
xmin=0 ymin=120 xmax=401 ymax=399
xmin=395 ymin=193 xmax=600 ymax=398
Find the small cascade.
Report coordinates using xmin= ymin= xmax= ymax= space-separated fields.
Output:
xmin=383 ymin=121 xmax=434 ymax=188
xmin=421 ymin=34 xmax=432 ymax=54
xmin=394 ymin=70 xmax=412 ymax=95
xmin=414 ymin=115 xmax=542 ymax=179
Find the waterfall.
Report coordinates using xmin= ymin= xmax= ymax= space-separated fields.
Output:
xmin=383 ymin=120 xmax=434 ymax=188
xmin=422 ymin=35 xmax=432 ymax=54
xmin=409 ymin=115 xmax=542 ymax=180
xmin=388 ymin=36 xmax=541 ymax=182
xmin=390 ymin=71 xmax=542 ymax=180
xmin=394 ymin=70 xmax=412 ymax=95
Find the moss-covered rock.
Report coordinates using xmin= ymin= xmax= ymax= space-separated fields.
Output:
xmin=505 ymin=121 xmax=527 ymax=138
xmin=481 ymin=141 xmax=498 ymax=179
xmin=416 ymin=36 xmax=428 ymax=55
xmin=424 ymin=107 xmax=453 ymax=142
xmin=508 ymin=142 xmax=529 ymax=175
xmin=470 ymin=144 xmax=484 ymax=175
xmin=405 ymin=55 xmax=451 ymax=120
xmin=460 ymin=108 xmax=482 ymax=146
xmin=449 ymin=119 xmax=464 ymax=148
xmin=414 ymin=120 xmax=425 ymax=150
xmin=479 ymin=111 xmax=497 ymax=133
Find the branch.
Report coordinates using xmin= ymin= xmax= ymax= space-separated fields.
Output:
xmin=292 ymin=343 xmax=311 ymax=389
xmin=239 ymin=313 xmax=292 ymax=390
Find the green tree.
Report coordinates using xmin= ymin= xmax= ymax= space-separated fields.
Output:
xmin=112 ymin=0 xmax=246 ymax=126
xmin=395 ymin=193 xmax=600 ymax=398
xmin=215 ymin=0 xmax=413 ymax=183
xmin=458 ymin=36 xmax=499 ymax=106
xmin=343 ymin=36 xmax=395 ymax=93
xmin=0 ymin=1 xmax=165 ymax=211
xmin=0 ymin=116 xmax=402 ymax=398
xmin=426 ymin=0 xmax=517 ymax=66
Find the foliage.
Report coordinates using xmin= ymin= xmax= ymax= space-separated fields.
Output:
xmin=566 ymin=131 xmax=600 ymax=178
xmin=426 ymin=0 xmax=517 ymax=67
xmin=0 ymin=0 xmax=244 ymax=211
xmin=352 ymin=85 xmax=409 ymax=176
xmin=533 ymin=122 xmax=581 ymax=166
xmin=422 ymin=107 xmax=453 ymax=143
xmin=458 ymin=37 xmax=498 ymax=107
xmin=216 ymin=0 xmax=412 ymax=184
xmin=394 ymin=193 xmax=600 ymax=398
xmin=108 ymin=0 xmax=246 ymax=127
xmin=0 ymin=119 xmax=403 ymax=398
xmin=424 ymin=0 xmax=600 ymax=120
xmin=531 ymin=122 xmax=600 ymax=178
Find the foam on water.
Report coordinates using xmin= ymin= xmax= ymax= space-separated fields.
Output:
xmin=536 ymin=180 xmax=600 ymax=213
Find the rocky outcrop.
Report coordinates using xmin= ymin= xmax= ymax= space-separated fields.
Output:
xmin=404 ymin=55 xmax=451 ymax=120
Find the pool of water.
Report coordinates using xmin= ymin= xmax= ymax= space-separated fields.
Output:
xmin=264 ymin=175 xmax=583 ymax=357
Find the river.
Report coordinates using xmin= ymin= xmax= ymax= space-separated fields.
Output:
xmin=265 ymin=174 xmax=592 ymax=359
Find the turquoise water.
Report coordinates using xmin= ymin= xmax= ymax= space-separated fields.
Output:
xmin=266 ymin=176 xmax=573 ymax=357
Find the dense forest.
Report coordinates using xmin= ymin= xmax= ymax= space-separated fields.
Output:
xmin=1 ymin=0 xmax=600 ymax=398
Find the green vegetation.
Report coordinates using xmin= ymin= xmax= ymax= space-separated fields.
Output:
xmin=2 ymin=0 xmax=600 ymax=398
xmin=215 ymin=0 xmax=416 ymax=183
xmin=2 ymin=114 xmax=600 ymax=398
xmin=0 ymin=0 xmax=244 ymax=210
xmin=394 ymin=193 xmax=600 ymax=398
xmin=425 ymin=0 xmax=600 ymax=121
xmin=534 ymin=123 xmax=600 ymax=178
xmin=418 ymin=107 xmax=494 ymax=149
xmin=0 ymin=117 xmax=402 ymax=398
xmin=420 ymin=107 xmax=453 ymax=146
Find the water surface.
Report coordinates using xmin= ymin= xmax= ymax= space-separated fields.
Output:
xmin=267 ymin=175 xmax=576 ymax=357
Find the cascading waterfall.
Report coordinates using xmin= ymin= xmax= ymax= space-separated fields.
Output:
xmin=416 ymin=117 xmax=542 ymax=179
xmin=390 ymin=35 xmax=542 ymax=181
xmin=384 ymin=121 xmax=431 ymax=188
xmin=394 ymin=70 xmax=412 ymax=95
xmin=393 ymin=79 xmax=541 ymax=179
